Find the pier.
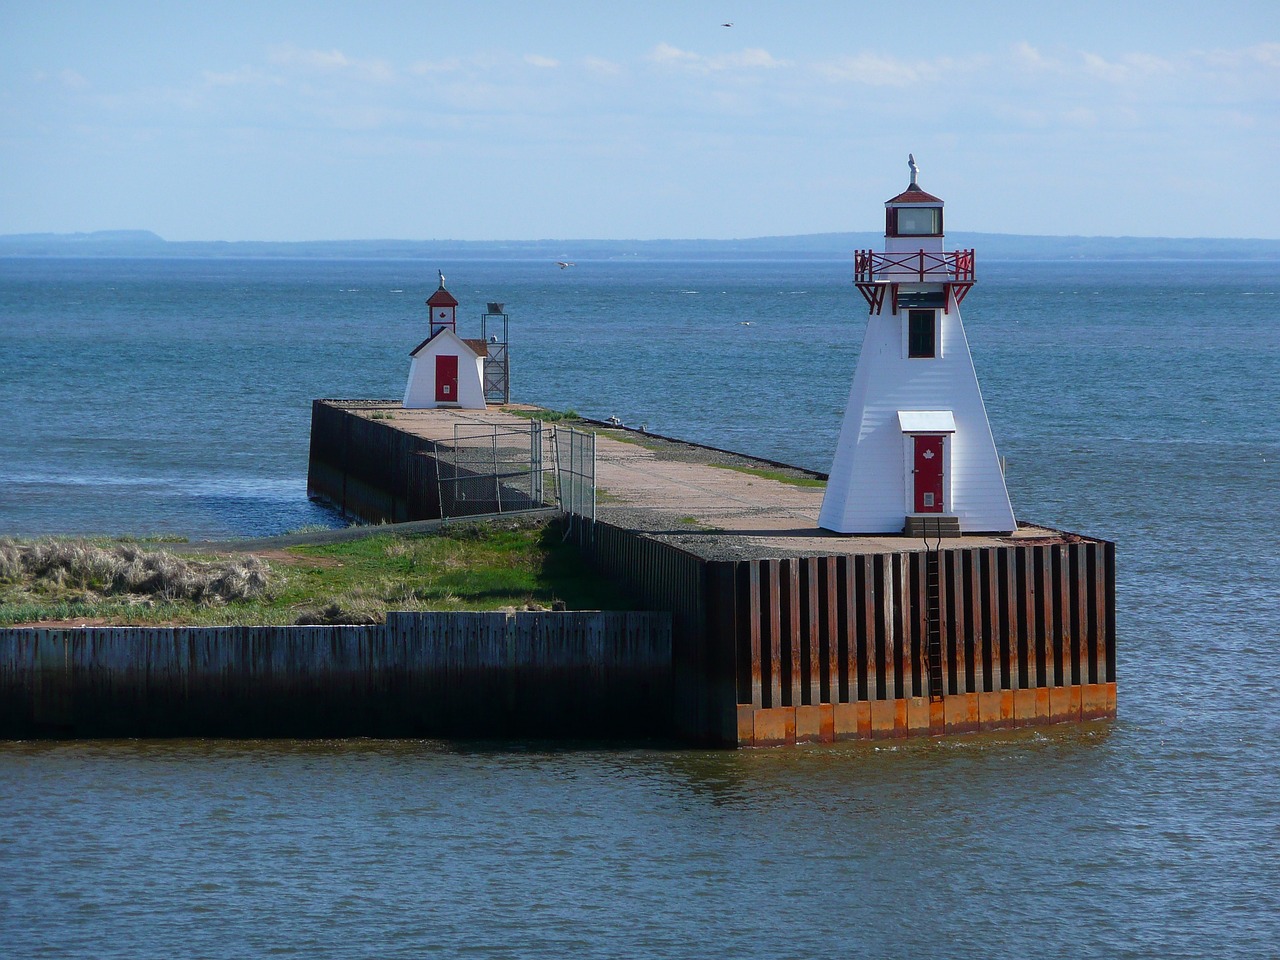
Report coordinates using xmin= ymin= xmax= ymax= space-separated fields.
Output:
xmin=308 ymin=401 xmax=1116 ymax=747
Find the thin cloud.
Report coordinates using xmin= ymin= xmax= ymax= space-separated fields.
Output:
xmin=583 ymin=56 xmax=623 ymax=76
xmin=202 ymin=66 xmax=274 ymax=89
xmin=59 ymin=69 xmax=89 ymax=90
xmin=1199 ymin=41 xmax=1280 ymax=71
xmin=268 ymin=45 xmax=394 ymax=82
xmin=1012 ymin=42 xmax=1059 ymax=73
xmin=31 ymin=69 xmax=90 ymax=89
xmin=1251 ymin=42 xmax=1280 ymax=68
xmin=814 ymin=53 xmax=923 ymax=86
xmin=524 ymin=54 xmax=559 ymax=69
xmin=648 ymin=43 xmax=787 ymax=73
xmin=1081 ymin=51 xmax=1174 ymax=84
xmin=408 ymin=58 xmax=465 ymax=75
xmin=812 ymin=53 xmax=984 ymax=87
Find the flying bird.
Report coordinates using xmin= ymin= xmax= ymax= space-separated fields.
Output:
xmin=556 ymin=261 xmax=576 ymax=269
xmin=722 ymin=22 xmax=733 ymax=27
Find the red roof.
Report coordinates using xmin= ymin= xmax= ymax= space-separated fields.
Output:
xmin=887 ymin=185 xmax=943 ymax=204
xmin=409 ymin=327 xmax=482 ymax=358
xmin=427 ymin=285 xmax=459 ymax=308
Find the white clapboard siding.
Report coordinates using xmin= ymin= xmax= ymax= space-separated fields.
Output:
xmin=403 ymin=327 xmax=487 ymax=409
xmin=819 ymin=299 xmax=1016 ymax=534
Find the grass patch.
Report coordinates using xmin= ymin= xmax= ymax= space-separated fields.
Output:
xmin=0 ymin=520 xmax=635 ymax=627
xmin=285 ymin=523 xmax=344 ymax=536
xmin=504 ymin=407 xmax=582 ymax=424
xmin=709 ymin=464 xmax=827 ymax=488
xmin=595 ymin=428 xmax=666 ymax=450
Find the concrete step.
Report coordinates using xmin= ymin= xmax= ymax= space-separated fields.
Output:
xmin=904 ymin=515 xmax=961 ymax=538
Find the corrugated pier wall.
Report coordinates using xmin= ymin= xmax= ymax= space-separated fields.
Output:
xmin=575 ymin=521 xmax=1116 ymax=747
xmin=307 ymin=400 xmax=442 ymax=523
xmin=307 ymin=400 xmax=545 ymax=523
xmin=571 ymin=520 xmax=739 ymax=746
xmin=0 ymin=612 xmax=672 ymax=740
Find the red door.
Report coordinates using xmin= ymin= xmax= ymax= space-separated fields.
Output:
xmin=435 ymin=354 xmax=458 ymax=402
xmin=913 ymin=435 xmax=944 ymax=513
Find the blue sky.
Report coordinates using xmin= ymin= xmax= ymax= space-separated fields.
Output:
xmin=3 ymin=1 xmax=1278 ymax=241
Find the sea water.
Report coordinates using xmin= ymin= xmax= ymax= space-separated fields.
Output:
xmin=1 ymin=256 xmax=1278 ymax=957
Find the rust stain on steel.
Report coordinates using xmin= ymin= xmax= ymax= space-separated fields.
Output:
xmin=806 ymin=557 xmax=821 ymax=708
xmin=786 ymin=558 xmax=802 ymax=709
xmin=748 ymin=562 xmax=762 ymax=708
xmin=767 ymin=559 xmax=782 ymax=710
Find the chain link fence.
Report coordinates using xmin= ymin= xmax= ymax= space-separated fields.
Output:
xmin=553 ymin=426 xmax=596 ymax=525
xmin=436 ymin=421 xmax=548 ymax=519
xmin=434 ymin=420 xmax=596 ymax=525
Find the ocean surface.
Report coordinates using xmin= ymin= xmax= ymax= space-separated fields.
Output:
xmin=1 ymin=255 xmax=1278 ymax=957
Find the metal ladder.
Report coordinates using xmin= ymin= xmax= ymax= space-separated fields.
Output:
xmin=923 ymin=520 xmax=945 ymax=702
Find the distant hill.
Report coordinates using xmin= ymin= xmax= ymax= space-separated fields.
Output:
xmin=2 ymin=229 xmax=1279 ymax=261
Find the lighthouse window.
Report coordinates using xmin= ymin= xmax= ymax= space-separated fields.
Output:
xmin=908 ymin=310 xmax=937 ymax=358
xmin=895 ymin=207 xmax=942 ymax=236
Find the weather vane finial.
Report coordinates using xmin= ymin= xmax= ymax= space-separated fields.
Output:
xmin=438 ymin=269 xmax=446 ymax=287
xmin=908 ymin=153 xmax=919 ymax=187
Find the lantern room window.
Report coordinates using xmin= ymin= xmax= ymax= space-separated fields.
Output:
xmin=908 ymin=310 xmax=937 ymax=358
xmin=891 ymin=206 xmax=942 ymax=236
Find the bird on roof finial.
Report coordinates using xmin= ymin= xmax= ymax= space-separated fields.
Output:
xmin=908 ymin=153 xmax=919 ymax=187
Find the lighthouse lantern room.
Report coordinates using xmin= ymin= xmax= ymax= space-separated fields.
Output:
xmin=403 ymin=272 xmax=488 ymax=410
xmin=818 ymin=156 xmax=1016 ymax=536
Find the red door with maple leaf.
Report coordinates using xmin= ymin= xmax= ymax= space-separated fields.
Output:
xmin=913 ymin=435 xmax=945 ymax=513
xmin=435 ymin=354 xmax=458 ymax=403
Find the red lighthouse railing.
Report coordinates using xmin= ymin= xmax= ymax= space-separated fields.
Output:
xmin=853 ymin=248 xmax=975 ymax=315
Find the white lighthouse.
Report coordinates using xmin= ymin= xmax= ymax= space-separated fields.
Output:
xmin=818 ymin=157 xmax=1016 ymax=536
xmin=403 ymin=272 xmax=488 ymax=410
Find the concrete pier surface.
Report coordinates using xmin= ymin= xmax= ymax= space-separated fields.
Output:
xmin=319 ymin=400 xmax=1067 ymax=557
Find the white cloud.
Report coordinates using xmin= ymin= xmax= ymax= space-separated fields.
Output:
xmin=1252 ymin=42 xmax=1280 ymax=68
xmin=583 ymin=56 xmax=623 ymax=76
xmin=1080 ymin=51 xmax=1174 ymax=84
xmin=524 ymin=54 xmax=559 ymax=69
xmin=1201 ymin=41 xmax=1280 ymax=70
xmin=268 ymin=45 xmax=394 ymax=82
xmin=650 ymin=42 xmax=700 ymax=67
xmin=31 ymin=69 xmax=90 ymax=89
xmin=648 ymin=43 xmax=786 ymax=73
xmin=408 ymin=58 xmax=464 ymax=75
xmin=59 ymin=69 xmax=89 ymax=90
xmin=1062 ymin=107 xmax=1098 ymax=127
xmin=202 ymin=66 xmax=272 ymax=88
xmin=812 ymin=53 xmax=983 ymax=87
xmin=814 ymin=53 xmax=921 ymax=86
xmin=1012 ymin=42 xmax=1058 ymax=72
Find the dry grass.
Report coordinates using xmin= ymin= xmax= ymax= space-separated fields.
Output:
xmin=0 ymin=520 xmax=634 ymax=627
xmin=0 ymin=538 xmax=271 ymax=604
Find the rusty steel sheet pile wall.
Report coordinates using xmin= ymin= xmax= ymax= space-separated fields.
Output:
xmin=307 ymin=400 xmax=441 ymax=523
xmin=572 ymin=520 xmax=1114 ymax=748
xmin=727 ymin=540 xmax=1117 ymax=746
xmin=0 ymin=612 xmax=672 ymax=740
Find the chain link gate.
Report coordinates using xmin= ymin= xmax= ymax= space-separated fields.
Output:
xmin=552 ymin=425 xmax=595 ymax=537
xmin=436 ymin=421 xmax=549 ymax=520
xmin=433 ymin=419 xmax=596 ymax=529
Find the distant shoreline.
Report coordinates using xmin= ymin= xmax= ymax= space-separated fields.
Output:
xmin=4 ymin=230 xmax=1280 ymax=261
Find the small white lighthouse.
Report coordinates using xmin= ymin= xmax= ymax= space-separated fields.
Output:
xmin=403 ymin=272 xmax=488 ymax=409
xmin=819 ymin=157 xmax=1016 ymax=535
